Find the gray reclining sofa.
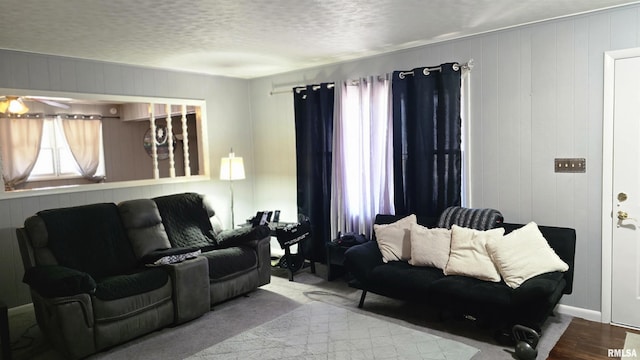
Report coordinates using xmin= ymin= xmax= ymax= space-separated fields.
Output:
xmin=16 ymin=192 xmax=270 ymax=359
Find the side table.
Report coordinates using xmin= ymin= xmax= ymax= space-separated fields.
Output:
xmin=0 ymin=301 xmax=10 ymax=360
xmin=326 ymin=242 xmax=352 ymax=281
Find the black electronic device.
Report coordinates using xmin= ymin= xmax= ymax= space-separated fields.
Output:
xmin=250 ymin=211 xmax=268 ymax=226
xmin=273 ymin=210 xmax=281 ymax=223
xmin=275 ymin=221 xmax=311 ymax=248
xmin=334 ymin=232 xmax=367 ymax=247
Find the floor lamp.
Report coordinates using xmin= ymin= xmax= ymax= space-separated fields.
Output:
xmin=220 ymin=148 xmax=245 ymax=228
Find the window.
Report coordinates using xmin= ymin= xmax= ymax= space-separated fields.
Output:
xmin=331 ymin=77 xmax=394 ymax=238
xmin=28 ymin=116 xmax=105 ymax=180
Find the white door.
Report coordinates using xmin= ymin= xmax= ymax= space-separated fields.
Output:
xmin=611 ymin=55 xmax=640 ymax=329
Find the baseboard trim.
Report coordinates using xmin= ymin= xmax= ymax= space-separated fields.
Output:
xmin=556 ymin=304 xmax=602 ymax=322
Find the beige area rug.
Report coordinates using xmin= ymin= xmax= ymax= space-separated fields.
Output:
xmin=622 ymin=332 xmax=640 ymax=359
xmin=186 ymin=301 xmax=479 ymax=360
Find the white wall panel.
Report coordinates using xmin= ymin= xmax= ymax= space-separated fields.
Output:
xmin=9 ymin=53 xmax=29 ymax=86
xmin=530 ymin=23 xmax=557 ymax=226
xmin=517 ymin=27 xmax=533 ymax=223
xmin=479 ymin=36 xmax=500 ymax=210
xmin=59 ymin=58 xmax=79 ymax=92
xmin=103 ymin=64 xmax=123 ymax=95
xmin=495 ymin=30 xmax=522 ymax=221
xmin=27 ymin=54 xmax=50 ymax=91
xmin=75 ymin=60 xmax=100 ymax=94
xmin=610 ymin=9 xmax=638 ymax=50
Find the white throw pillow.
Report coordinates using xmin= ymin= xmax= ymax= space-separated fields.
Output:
xmin=408 ymin=224 xmax=451 ymax=270
xmin=374 ymin=214 xmax=417 ymax=263
xmin=444 ymin=225 xmax=505 ymax=282
xmin=485 ymin=221 xmax=569 ymax=289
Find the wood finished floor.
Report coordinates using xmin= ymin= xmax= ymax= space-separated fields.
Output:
xmin=549 ymin=318 xmax=640 ymax=360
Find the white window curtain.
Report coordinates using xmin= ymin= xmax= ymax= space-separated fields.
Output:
xmin=0 ymin=115 xmax=45 ymax=190
xmin=61 ymin=117 xmax=105 ymax=181
xmin=330 ymin=76 xmax=395 ymax=239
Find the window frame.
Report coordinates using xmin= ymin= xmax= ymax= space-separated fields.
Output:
xmin=27 ymin=116 xmax=106 ymax=181
xmin=0 ymin=89 xmax=210 ymax=199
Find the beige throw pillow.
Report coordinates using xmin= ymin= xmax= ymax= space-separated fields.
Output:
xmin=408 ymin=224 xmax=451 ymax=270
xmin=444 ymin=225 xmax=504 ymax=282
xmin=485 ymin=221 xmax=569 ymax=289
xmin=374 ymin=214 xmax=417 ymax=263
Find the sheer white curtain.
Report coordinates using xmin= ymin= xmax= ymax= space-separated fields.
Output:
xmin=62 ymin=117 xmax=105 ymax=181
xmin=330 ymin=76 xmax=394 ymax=239
xmin=0 ymin=116 xmax=45 ymax=190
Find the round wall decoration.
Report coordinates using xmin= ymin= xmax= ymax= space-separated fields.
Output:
xmin=143 ymin=126 xmax=175 ymax=160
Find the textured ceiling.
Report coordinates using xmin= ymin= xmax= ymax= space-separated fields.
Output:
xmin=0 ymin=0 xmax=638 ymax=79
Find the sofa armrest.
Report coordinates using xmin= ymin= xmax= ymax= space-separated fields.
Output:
xmin=512 ymin=271 xmax=565 ymax=306
xmin=23 ymin=265 xmax=96 ymax=298
xmin=216 ymin=225 xmax=271 ymax=248
xmin=344 ymin=241 xmax=383 ymax=285
xmin=30 ymin=290 xmax=96 ymax=358
xmin=162 ymin=256 xmax=210 ymax=324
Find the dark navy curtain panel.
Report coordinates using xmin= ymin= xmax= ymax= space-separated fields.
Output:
xmin=293 ymin=83 xmax=334 ymax=263
xmin=392 ymin=63 xmax=462 ymax=217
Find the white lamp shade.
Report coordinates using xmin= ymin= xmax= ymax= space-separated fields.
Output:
xmin=220 ymin=156 xmax=245 ymax=180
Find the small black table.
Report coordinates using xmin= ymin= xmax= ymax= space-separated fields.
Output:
xmin=0 ymin=300 xmax=10 ymax=360
xmin=326 ymin=241 xmax=352 ymax=281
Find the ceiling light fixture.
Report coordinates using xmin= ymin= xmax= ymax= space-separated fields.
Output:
xmin=0 ymin=96 xmax=29 ymax=114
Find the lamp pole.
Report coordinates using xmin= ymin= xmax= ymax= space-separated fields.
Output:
xmin=229 ymin=178 xmax=236 ymax=228
xmin=220 ymin=147 xmax=245 ymax=229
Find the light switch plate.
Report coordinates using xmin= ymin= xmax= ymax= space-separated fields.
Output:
xmin=555 ymin=158 xmax=586 ymax=173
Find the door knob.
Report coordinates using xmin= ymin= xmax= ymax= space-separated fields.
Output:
xmin=618 ymin=211 xmax=629 ymax=220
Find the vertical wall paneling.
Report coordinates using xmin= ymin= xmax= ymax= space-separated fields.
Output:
xmin=140 ymin=68 xmax=158 ymax=95
xmin=587 ymin=13 xmax=611 ymax=313
xmin=517 ymin=27 xmax=533 ymax=223
xmin=120 ymin=66 xmax=136 ymax=95
xmin=570 ymin=17 xmax=592 ymax=311
xmin=496 ymin=30 xmax=522 ymax=220
xmin=479 ymin=35 xmax=500 ymax=210
xmin=46 ymin=57 xmax=63 ymax=91
xmin=610 ymin=9 xmax=638 ymax=50
xmin=467 ymin=38 xmax=485 ymax=207
xmin=58 ymin=58 xmax=78 ymax=92
xmin=10 ymin=52 xmax=30 ymax=89
xmin=154 ymin=72 xmax=170 ymax=97
xmin=555 ymin=20 xmax=577 ymax=229
xmin=75 ymin=60 xmax=100 ymax=94
xmin=529 ymin=23 xmax=558 ymax=225
xmin=103 ymin=64 xmax=123 ymax=95
xmin=27 ymin=55 xmax=51 ymax=91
